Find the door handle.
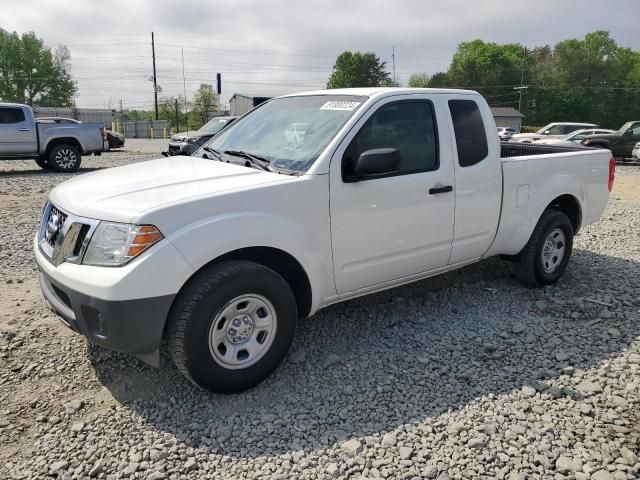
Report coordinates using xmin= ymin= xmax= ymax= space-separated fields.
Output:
xmin=18 ymin=128 xmax=31 ymax=132
xmin=429 ymin=185 xmax=453 ymax=195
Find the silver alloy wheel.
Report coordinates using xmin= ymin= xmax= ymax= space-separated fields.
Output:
xmin=55 ymin=148 xmax=78 ymax=169
xmin=541 ymin=228 xmax=566 ymax=273
xmin=208 ymin=294 xmax=277 ymax=370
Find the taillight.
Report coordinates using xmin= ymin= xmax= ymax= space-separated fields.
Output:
xmin=608 ymin=158 xmax=615 ymax=192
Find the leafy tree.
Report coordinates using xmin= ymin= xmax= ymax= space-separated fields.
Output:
xmin=427 ymin=72 xmax=450 ymax=88
xmin=447 ymin=39 xmax=524 ymax=106
xmin=0 ymin=29 xmax=76 ymax=106
xmin=192 ymin=83 xmax=219 ymax=123
xmin=408 ymin=72 xmax=430 ymax=88
xmin=431 ymin=32 xmax=640 ymax=128
xmin=327 ymin=51 xmax=394 ymax=88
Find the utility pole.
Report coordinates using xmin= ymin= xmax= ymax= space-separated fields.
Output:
xmin=119 ymin=99 xmax=123 ymax=134
xmin=182 ymin=48 xmax=189 ymax=132
xmin=514 ymin=46 xmax=528 ymax=113
xmin=174 ymin=97 xmax=179 ymax=133
xmin=391 ymin=45 xmax=397 ymax=85
xmin=151 ymin=31 xmax=159 ymax=120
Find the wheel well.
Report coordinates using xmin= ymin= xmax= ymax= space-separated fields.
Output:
xmin=546 ymin=194 xmax=582 ymax=234
xmin=195 ymin=247 xmax=313 ymax=319
xmin=45 ymin=138 xmax=83 ymax=156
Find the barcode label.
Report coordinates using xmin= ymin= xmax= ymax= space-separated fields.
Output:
xmin=320 ymin=101 xmax=361 ymax=111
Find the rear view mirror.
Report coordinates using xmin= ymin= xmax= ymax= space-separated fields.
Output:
xmin=354 ymin=148 xmax=401 ymax=179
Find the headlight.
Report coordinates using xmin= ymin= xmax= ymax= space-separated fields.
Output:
xmin=83 ymin=222 xmax=163 ymax=266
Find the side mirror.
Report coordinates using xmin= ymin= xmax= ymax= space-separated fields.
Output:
xmin=543 ymin=130 xmax=551 ymax=135
xmin=625 ymin=129 xmax=634 ymax=136
xmin=354 ymin=148 xmax=401 ymax=179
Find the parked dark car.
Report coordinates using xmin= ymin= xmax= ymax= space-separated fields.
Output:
xmin=105 ymin=128 xmax=125 ymax=149
xmin=166 ymin=116 xmax=238 ymax=156
xmin=583 ymin=121 xmax=640 ymax=160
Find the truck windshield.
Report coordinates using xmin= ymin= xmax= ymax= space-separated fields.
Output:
xmin=197 ymin=95 xmax=366 ymax=172
xmin=198 ymin=118 xmax=231 ymax=134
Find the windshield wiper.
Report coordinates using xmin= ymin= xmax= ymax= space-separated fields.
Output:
xmin=224 ymin=150 xmax=273 ymax=172
xmin=202 ymin=146 xmax=223 ymax=160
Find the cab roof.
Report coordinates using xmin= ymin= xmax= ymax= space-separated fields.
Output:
xmin=282 ymin=87 xmax=479 ymax=99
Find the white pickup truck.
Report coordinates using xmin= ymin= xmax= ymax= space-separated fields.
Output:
xmin=35 ymin=88 xmax=614 ymax=393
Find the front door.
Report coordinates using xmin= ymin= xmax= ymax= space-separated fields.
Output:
xmin=0 ymin=106 xmax=35 ymax=155
xmin=329 ymin=96 xmax=455 ymax=294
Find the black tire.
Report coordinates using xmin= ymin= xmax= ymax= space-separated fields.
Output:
xmin=167 ymin=260 xmax=298 ymax=393
xmin=514 ymin=210 xmax=574 ymax=287
xmin=34 ymin=157 xmax=48 ymax=169
xmin=49 ymin=144 xmax=81 ymax=172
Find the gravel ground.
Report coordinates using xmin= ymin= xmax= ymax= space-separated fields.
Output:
xmin=0 ymin=153 xmax=638 ymax=480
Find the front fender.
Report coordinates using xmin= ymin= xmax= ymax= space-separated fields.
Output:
xmin=166 ymin=212 xmax=333 ymax=315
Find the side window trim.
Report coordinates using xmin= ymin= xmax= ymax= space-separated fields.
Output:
xmin=341 ymin=99 xmax=440 ymax=182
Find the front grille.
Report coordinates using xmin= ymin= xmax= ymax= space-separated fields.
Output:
xmin=45 ymin=206 xmax=68 ymax=247
xmin=38 ymin=202 xmax=99 ymax=266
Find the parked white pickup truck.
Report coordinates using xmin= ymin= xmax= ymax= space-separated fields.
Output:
xmin=35 ymin=88 xmax=614 ymax=393
xmin=0 ymin=103 xmax=106 ymax=171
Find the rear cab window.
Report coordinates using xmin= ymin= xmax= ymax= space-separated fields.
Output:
xmin=448 ymin=99 xmax=488 ymax=167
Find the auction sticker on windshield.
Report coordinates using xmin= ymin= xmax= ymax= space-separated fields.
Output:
xmin=320 ymin=101 xmax=361 ymax=111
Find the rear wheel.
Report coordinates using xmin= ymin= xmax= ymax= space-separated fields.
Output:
xmin=167 ymin=260 xmax=298 ymax=393
xmin=514 ymin=210 xmax=574 ymax=286
xmin=49 ymin=144 xmax=81 ymax=172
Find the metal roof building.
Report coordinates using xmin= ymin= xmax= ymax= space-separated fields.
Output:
xmin=229 ymin=93 xmax=272 ymax=116
xmin=490 ymin=107 xmax=525 ymax=132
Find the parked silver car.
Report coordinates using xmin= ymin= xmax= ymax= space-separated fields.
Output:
xmin=511 ymin=122 xmax=599 ymax=143
xmin=534 ymin=128 xmax=616 ymax=147
xmin=632 ymin=141 xmax=640 ymax=160
xmin=497 ymin=127 xmax=517 ymax=141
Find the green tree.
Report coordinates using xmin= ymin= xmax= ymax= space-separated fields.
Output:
xmin=435 ymin=32 xmax=640 ymax=127
xmin=158 ymin=95 xmax=188 ymax=130
xmin=327 ymin=51 xmax=394 ymax=88
xmin=447 ymin=39 xmax=524 ymax=106
xmin=192 ymin=83 xmax=219 ymax=124
xmin=408 ymin=72 xmax=430 ymax=88
xmin=428 ymin=72 xmax=450 ymax=88
xmin=0 ymin=29 xmax=76 ymax=106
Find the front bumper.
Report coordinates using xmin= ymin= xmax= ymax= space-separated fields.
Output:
xmin=39 ymin=268 xmax=174 ymax=361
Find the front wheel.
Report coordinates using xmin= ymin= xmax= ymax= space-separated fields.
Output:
xmin=514 ymin=210 xmax=574 ymax=286
xmin=167 ymin=261 xmax=298 ymax=393
xmin=34 ymin=157 xmax=48 ymax=169
xmin=49 ymin=144 xmax=81 ymax=172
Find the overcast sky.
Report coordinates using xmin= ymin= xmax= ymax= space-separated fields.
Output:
xmin=3 ymin=0 xmax=640 ymax=109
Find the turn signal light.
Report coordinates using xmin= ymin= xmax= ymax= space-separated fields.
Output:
xmin=127 ymin=225 xmax=163 ymax=257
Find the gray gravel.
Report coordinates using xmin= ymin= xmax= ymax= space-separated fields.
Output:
xmin=0 ymin=156 xmax=638 ymax=480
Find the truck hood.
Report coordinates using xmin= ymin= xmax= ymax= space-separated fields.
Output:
xmin=584 ymin=133 xmax=621 ymax=142
xmin=171 ymin=130 xmax=199 ymax=141
xmin=50 ymin=157 xmax=292 ymax=223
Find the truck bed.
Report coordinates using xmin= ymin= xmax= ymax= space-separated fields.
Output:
xmin=500 ymin=142 xmax=591 ymax=158
xmin=485 ymin=143 xmax=612 ymax=257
